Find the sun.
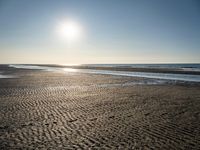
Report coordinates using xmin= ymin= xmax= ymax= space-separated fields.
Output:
xmin=56 ymin=20 xmax=83 ymax=42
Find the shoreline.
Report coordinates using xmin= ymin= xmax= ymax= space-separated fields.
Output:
xmin=69 ymin=66 xmax=200 ymax=75
xmin=8 ymin=64 xmax=200 ymax=75
xmin=4 ymin=64 xmax=200 ymax=83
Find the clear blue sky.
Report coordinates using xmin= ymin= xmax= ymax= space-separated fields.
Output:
xmin=0 ymin=0 xmax=200 ymax=64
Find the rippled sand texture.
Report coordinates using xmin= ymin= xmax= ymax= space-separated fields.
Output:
xmin=0 ymin=70 xmax=200 ymax=149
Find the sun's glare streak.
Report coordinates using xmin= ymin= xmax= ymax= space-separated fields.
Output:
xmin=56 ymin=20 xmax=83 ymax=42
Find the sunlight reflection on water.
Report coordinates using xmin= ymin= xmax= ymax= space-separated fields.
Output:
xmin=0 ymin=74 xmax=16 ymax=78
xmin=63 ymin=68 xmax=77 ymax=72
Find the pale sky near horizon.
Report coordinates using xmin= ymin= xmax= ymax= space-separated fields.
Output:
xmin=0 ymin=0 xmax=200 ymax=64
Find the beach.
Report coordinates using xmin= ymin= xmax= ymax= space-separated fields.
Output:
xmin=0 ymin=65 xmax=200 ymax=149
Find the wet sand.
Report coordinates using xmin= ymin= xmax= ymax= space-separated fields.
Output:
xmin=0 ymin=66 xmax=200 ymax=149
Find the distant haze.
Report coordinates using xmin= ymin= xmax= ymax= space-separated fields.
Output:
xmin=0 ymin=0 xmax=200 ymax=64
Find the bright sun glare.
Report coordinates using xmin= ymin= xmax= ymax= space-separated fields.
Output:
xmin=57 ymin=20 xmax=83 ymax=42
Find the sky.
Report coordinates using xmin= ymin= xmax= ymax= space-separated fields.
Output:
xmin=0 ymin=0 xmax=200 ymax=64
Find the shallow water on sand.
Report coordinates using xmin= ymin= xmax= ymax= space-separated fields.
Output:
xmin=0 ymin=71 xmax=16 ymax=78
xmin=80 ymin=69 xmax=200 ymax=82
xmin=9 ymin=64 xmax=200 ymax=82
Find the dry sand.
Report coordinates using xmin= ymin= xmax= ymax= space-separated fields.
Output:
xmin=0 ymin=67 xmax=200 ymax=149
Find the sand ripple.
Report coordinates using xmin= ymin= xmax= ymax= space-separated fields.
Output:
xmin=0 ymin=71 xmax=200 ymax=149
